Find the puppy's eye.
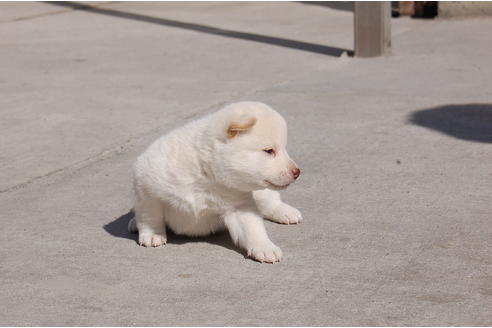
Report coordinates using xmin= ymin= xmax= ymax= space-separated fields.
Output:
xmin=263 ymin=149 xmax=275 ymax=155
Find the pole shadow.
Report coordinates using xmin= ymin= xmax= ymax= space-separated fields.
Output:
xmin=408 ymin=104 xmax=492 ymax=143
xmin=44 ymin=1 xmax=352 ymax=57
xmin=298 ymin=1 xmax=354 ymax=12
xmin=104 ymin=209 xmax=244 ymax=256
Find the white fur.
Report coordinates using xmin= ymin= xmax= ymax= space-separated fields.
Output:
xmin=130 ymin=102 xmax=302 ymax=263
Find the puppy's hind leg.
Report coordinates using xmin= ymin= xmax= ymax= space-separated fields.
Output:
xmin=133 ymin=196 xmax=167 ymax=247
xmin=253 ymin=189 xmax=303 ymax=225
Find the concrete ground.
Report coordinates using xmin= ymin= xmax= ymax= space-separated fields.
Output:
xmin=1 ymin=2 xmax=491 ymax=326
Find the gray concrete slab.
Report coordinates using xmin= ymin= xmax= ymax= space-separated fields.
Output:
xmin=0 ymin=2 xmax=491 ymax=326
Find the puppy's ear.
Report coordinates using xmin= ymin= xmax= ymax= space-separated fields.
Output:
xmin=226 ymin=115 xmax=256 ymax=138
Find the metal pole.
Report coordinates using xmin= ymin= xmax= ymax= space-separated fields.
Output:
xmin=354 ymin=2 xmax=391 ymax=57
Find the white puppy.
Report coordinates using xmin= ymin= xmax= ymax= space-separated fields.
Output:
xmin=128 ymin=102 xmax=302 ymax=263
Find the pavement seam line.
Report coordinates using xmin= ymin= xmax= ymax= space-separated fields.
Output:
xmin=0 ymin=96 xmax=245 ymax=194
xmin=0 ymin=139 xmax=133 ymax=194
xmin=0 ymin=55 xmax=349 ymax=194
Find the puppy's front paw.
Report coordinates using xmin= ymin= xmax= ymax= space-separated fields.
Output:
xmin=139 ymin=232 xmax=167 ymax=247
xmin=266 ymin=203 xmax=303 ymax=225
xmin=248 ymin=241 xmax=283 ymax=263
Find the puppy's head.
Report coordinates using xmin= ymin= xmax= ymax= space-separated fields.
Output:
xmin=208 ymin=102 xmax=300 ymax=192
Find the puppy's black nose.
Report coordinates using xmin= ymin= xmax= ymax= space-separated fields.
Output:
xmin=292 ymin=167 xmax=300 ymax=179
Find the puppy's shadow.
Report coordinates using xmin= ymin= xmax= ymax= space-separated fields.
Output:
xmin=104 ymin=209 xmax=243 ymax=256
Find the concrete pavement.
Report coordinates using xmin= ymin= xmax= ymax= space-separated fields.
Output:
xmin=1 ymin=2 xmax=491 ymax=326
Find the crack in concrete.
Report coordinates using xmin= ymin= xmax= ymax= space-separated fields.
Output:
xmin=0 ymin=93 xmax=260 ymax=194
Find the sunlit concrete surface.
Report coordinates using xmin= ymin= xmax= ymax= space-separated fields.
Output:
xmin=1 ymin=2 xmax=491 ymax=325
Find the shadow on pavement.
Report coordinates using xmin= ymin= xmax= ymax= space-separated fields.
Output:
xmin=409 ymin=104 xmax=492 ymax=143
xmin=104 ymin=209 xmax=244 ymax=256
xmin=298 ymin=1 xmax=354 ymax=12
xmin=44 ymin=1 xmax=352 ymax=57
xmin=104 ymin=209 xmax=138 ymax=242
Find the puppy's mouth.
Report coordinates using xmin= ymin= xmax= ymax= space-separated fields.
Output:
xmin=265 ymin=180 xmax=290 ymax=190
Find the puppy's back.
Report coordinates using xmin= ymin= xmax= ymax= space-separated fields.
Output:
xmin=134 ymin=117 xmax=209 ymax=197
